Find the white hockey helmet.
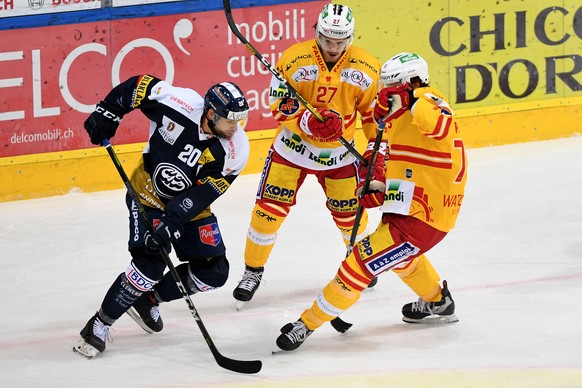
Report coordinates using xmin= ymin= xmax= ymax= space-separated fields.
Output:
xmin=380 ymin=52 xmax=429 ymax=87
xmin=316 ymin=3 xmax=355 ymax=43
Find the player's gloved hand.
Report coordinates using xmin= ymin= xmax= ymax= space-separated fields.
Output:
xmin=298 ymin=108 xmax=343 ymax=142
xmin=84 ymin=100 xmax=124 ymax=145
xmin=355 ymin=138 xmax=388 ymax=208
xmin=374 ymin=83 xmax=411 ymax=123
xmin=144 ymin=216 xmax=184 ymax=251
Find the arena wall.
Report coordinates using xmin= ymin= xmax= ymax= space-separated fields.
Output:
xmin=2 ymin=0 xmax=581 ymax=201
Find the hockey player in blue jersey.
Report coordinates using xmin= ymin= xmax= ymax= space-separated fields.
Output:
xmin=73 ymin=75 xmax=250 ymax=359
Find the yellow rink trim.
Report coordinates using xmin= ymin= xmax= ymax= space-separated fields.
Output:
xmin=2 ymin=99 xmax=582 ymax=202
xmin=202 ymin=368 xmax=582 ymax=388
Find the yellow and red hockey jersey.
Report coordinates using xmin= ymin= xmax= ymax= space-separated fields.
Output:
xmin=379 ymin=86 xmax=468 ymax=232
xmin=268 ymin=39 xmax=380 ymax=170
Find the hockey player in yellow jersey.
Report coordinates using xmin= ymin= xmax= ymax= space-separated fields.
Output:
xmin=233 ymin=3 xmax=381 ymax=307
xmin=276 ymin=52 xmax=468 ymax=351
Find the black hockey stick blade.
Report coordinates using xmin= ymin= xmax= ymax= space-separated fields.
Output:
xmin=330 ymin=317 xmax=353 ymax=333
xmin=216 ymin=353 xmax=262 ymax=374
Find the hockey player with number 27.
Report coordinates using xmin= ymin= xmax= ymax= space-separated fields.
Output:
xmin=233 ymin=3 xmax=381 ymax=308
xmin=73 ymin=75 xmax=251 ymax=358
xmin=276 ymin=52 xmax=468 ymax=351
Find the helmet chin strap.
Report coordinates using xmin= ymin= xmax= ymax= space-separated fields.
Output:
xmin=203 ymin=108 xmax=224 ymax=138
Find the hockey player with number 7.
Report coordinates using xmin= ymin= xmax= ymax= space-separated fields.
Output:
xmin=275 ymin=52 xmax=468 ymax=351
xmin=232 ymin=3 xmax=382 ymax=309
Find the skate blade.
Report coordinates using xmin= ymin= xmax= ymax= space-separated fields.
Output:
xmin=235 ymin=300 xmax=248 ymax=311
xmin=72 ymin=338 xmax=100 ymax=359
xmin=403 ymin=314 xmax=459 ymax=324
xmin=126 ymin=308 xmax=155 ymax=334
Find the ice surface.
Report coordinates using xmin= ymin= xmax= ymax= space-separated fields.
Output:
xmin=2 ymin=137 xmax=582 ymax=387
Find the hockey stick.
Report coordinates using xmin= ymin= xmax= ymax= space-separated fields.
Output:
xmin=102 ymin=139 xmax=262 ymax=375
xmin=347 ymin=121 xmax=386 ymax=253
xmin=330 ymin=122 xmax=386 ymax=333
xmin=223 ymin=0 xmax=366 ymax=166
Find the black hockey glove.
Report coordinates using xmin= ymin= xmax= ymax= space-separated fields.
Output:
xmin=84 ymin=100 xmax=124 ymax=145
xmin=144 ymin=216 xmax=184 ymax=251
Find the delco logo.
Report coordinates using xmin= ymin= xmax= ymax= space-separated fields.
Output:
xmin=152 ymin=163 xmax=192 ymax=199
xmin=264 ymin=184 xmax=295 ymax=203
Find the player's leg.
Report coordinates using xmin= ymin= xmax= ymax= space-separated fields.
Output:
xmin=234 ymin=149 xmax=306 ymax=305
xmin=393 ymin=254 xmax=458 ymax=324
xmin=153 ymin=213 xmax=230 ymax=301
xmin=74 ymin=197 xmax=166 ymax=358
xmin=276 ymin=215 xmax=450 ymax=350
xmin=316 ymin=164 xmax=369 ymax=246
xmin=316 ymin=164 xmax=377 ymax=288
xmin=277 ymin=219 xmax=395 ymax=351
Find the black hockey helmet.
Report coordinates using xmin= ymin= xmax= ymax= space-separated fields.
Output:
xmin=204 ymin=82 xmax=249 ymax=123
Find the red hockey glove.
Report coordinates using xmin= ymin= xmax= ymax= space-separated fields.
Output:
xmin=356 ymin=180 xmax=386 ymax=208
xmin=357 ymin=138 xmax=388 ymax=182
xmin=355 ymin=138 xmax=388 ymax=209
xmin=374 ymin=83 xmax=411 ymax=124
xmin=298 ymin=108 xmax=343 ymax=142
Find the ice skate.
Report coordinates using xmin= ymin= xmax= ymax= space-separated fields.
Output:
xmin=275 ymin=319 xmax=313 ymax=352
xmin=126 ymin=291 xmax=163 ymax=333
xmin=72 ymin=313 xmax=111 ymax=359
xmin=233 ymin=265 xmax=264 ymax=310
xmin=402 ymin=280 xmax=458 ymax=324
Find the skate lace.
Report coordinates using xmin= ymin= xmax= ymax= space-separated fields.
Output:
xmin=93 ymin=319 xmax=112 ymax=344
xmin=411 ymin=298 xmax=434 ymax=314
xmin=284 ymin=322 xmax=310 ymax=343
xmin=150 ymin=306 xmax=161 ymax=322
xmin=238 ymin=270 xmax=263 ymax=292
xmin=147 ymin=294 xmax=161 ymax=322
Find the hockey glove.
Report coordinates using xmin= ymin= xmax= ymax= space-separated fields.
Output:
xmin=298 ymin=108 xmax=343 ymax=142
xmin=355 ymin=138 xmax=388 ymax=209
xmin=84 ymin=100 xmax=124 ymax=145
xmin=144 ymin=216 xmax=184 ymax=251
xmin=374 ymin=83 xmax=411 ymax=124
